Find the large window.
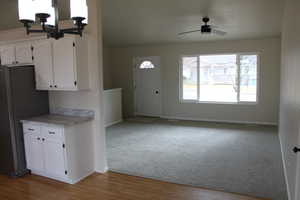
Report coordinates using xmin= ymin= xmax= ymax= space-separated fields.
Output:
xmin=181 ymin=54 xmax=258 ymax=103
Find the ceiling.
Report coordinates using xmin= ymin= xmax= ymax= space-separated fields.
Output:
xmin=102 ymin=0 xmax=285 ymax=47
xmin=0 ymin=0 xmax=284 ymax=47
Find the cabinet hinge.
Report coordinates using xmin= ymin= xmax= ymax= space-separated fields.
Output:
xmin=73 ymin=42 xmax=75 ymax=47
xmin=74 ymin=81 xmax=77 ymax=86
xmin=31 ymin=46 xmax=34 ymax=51
xmin=62 ymin=144 xmax=65 ymax=148
xmin=65 ymin=170 xmax=68 ymax=175
xmin=32 ymin=56 xmax=34 ymax=61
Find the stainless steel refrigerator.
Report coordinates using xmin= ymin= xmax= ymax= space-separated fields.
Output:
xmin=0 ymin=65 xmax=49 ymax=177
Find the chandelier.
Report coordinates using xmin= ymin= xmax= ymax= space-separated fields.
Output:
xmin=18 ymin=0 xmax=88 ymax=40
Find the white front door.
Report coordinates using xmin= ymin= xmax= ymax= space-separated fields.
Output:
xmin=134 ymin=56 xmax=162 ymax=117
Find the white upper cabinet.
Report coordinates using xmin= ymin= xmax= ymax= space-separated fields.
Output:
xmin=0 ymin=42 xmax=33 ymax=65
xmin=32 ymin=40 xmax=54 ymax=90
xmin=53 ymin=37 xmax=77 ymax=90
xmin=0 ymin=45 xmax=16 ymax=65
xmin=15 ymin=42 xmax=33 ymax=64
xmin=33 ymin=36 xmax=90 ymax=91
xmin=0 ymin=35 xmax=89 ymax=91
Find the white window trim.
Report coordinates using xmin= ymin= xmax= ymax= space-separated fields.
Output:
xmin=179 ymin=52 xmax=260 ymax=105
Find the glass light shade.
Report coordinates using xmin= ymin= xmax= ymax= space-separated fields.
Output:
xmin=18 ymin=0 xmax=35 ymax=21
xmin=33 ymin=0 xmax=52 ymax=15
xmin=70 ymin=0 xmax=87 ymax=19
xmin=83 ymin=5 xmax=88 ymax=24
xmin=45 ymin=6 xmax=55 ymax=26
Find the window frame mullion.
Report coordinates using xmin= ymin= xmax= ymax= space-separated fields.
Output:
xmin=197 ymin=56 xmax=200 ymax=102
xmin=236 ymin=54 xmax=241 ymax=103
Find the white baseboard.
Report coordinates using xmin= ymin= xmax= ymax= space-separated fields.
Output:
xmin=95 ymin=166 xmax=109 ymax=174
xmin=70 ymin=170 xmax=95 ymax=184
xmin=134 ymin=112 xmax=161 ymax=118
xmin=105 ymin=119 xmax=123 ymax=127
xmin=31 ymin=170 xmax=72 ymax=184
xmin=160 ymin=115 xmax=278 ymax=126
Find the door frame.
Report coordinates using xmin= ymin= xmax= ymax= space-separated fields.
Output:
xmin=295 ymin=127 xmax=300 ymax=200
xmin=132 ymin=56 xmax=163 ymax=117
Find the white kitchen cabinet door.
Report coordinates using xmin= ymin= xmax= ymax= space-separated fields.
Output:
xmin=52 ymin=37 xmax=77 ymax=90
xmin=0 ymin=45 xmax=15 ymax=65
xmin=43 ymin=138 xmax=67 ymax=178
xmin=15 ymin=43 xmax=33 ymax=64
xmin=32 ymin=40 xmax=54 ymax=90
xmin=24 ymin=133 xmax=44 ymax=172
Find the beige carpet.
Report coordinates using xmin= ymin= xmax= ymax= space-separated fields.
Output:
xmin=106 ymin=119 xmax=287 ymax=200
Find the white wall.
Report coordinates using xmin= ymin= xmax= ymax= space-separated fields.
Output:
xmin=103 ymin=48 xmax=113 ymax=89
xmin=109 ymin=37 xmax=281 ymax=124
xmin=280 ymin=0 xmax=300 ymax=199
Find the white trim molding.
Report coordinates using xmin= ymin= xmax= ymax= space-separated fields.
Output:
xmin=160 ymin=115 xmax=277 ymax=126
xmin=105 ymin=119 xmax=123 ymax=128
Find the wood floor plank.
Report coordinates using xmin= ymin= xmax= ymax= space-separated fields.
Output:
xmin=0 ymin=172 xmax=267 ymax=200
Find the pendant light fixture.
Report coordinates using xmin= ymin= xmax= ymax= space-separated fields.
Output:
xmin=18 ymin=0 xmax=88 ymax=40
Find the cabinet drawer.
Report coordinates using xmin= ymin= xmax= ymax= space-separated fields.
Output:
xmin=42 ymin=126 xmax=63 ymax=140
xmin=23 ymin=124 xmax=40 ymax=135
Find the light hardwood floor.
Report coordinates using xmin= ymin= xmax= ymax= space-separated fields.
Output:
xmin=0 ymin=172 xmax=266 ymax=200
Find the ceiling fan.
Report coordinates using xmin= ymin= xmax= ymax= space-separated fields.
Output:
xmin=178 ymin=17 xmax=226 ymax=36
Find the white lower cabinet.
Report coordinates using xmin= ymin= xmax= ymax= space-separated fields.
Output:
xmin=44 ymin=138 xmax=67 ymax=178
xmin=24 ymin=132 xmax=44 ymax=172
xmin=22 ymin=122 xmax=94 ymax=184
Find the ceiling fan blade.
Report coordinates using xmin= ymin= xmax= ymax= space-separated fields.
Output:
xmin=212 ymin=29 xmax=227 ymax=36
xmin=178 ymin=29 xmax=202 ymax=36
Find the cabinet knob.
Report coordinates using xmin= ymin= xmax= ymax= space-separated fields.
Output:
xmin=50 ymin=85 xmax=53 ymax=88
xmin=37 ymin=137 xmax=40 ymax=140
xmin=42 ymin=138 xmax=45 ymax=142
xmin=54 ymin=85 xmax=57 ymax=88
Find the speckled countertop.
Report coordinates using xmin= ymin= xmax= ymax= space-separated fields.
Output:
xmin=21 ymin=114 xmax=94 ymax=126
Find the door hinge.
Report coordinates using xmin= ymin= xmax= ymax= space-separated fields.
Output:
xmin=65 ymin=170 xmax=68 ymax=175
xmin=73 ymin=42 xmax=75 ymax=47
xmin=31 ymin=46 xmax=34 ymax=51
xmin=62 ymin=144 xmax=65 ymax=148
xmin=74 ymin=81 xmax=77 ymax=86
xmin=32 ymin=56 xmax=34 ymax=61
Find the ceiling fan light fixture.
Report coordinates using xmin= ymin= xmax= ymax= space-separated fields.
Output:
xmin=178 ymin=16 xmax=227 ymax=37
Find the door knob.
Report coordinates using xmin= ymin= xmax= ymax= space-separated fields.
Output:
xmin=293 ymin=147 xmax=300 ymax=153
xmin=155 ymin=91 xmax=159 ymax=94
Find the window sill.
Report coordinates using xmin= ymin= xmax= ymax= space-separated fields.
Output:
xmin=180 ymin=100 xmax=258 ymax=105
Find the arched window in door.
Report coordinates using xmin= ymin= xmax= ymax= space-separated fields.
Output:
xmin=139 ymin=61 xmax=155 ymax=69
